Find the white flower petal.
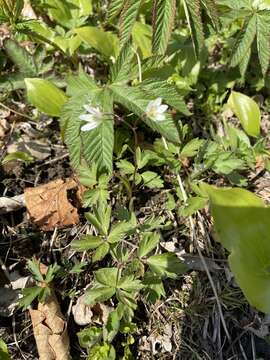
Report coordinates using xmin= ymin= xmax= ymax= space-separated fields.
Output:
xmin=81 ymin=121 xmax=99 ymax=131
xmin=88 ymin=107 xmax=102 ymax=116
xmin=158 ymin=104 xmax=168 ymax=113
xmin=146 ymin=101 xmax=155 ymax=113
xmin=153 ymin=97 xmax=162 ymax=107
xmin=79 ymin=114 xmax=94 ymax=121
xmin=155 ymin=113 xmax=166 ymax=122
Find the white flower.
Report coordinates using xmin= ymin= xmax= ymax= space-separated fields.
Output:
xmin=145 ymin=97 xmax=168 ymax=122
xmin=79 ymin=104 xmax=103 ymax=132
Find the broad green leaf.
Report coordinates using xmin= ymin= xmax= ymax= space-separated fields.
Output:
xmin=184 ymin=0 xmax=204 ymax=57
xmin=228 ymin=91 xmax=260 ymax=137
xmin=0 ymin=339 xmax=10 ymax=360
xmin=25 ymin=78 xmax=67 ymax=117
xmin=71 ymin=235 xmax=104 ymax=251
xmin=66 ymin=71 xmax=97 ymax=96
xmin=105 ymin=310 xmax=120 ymax=343
xmin=143 ymin=272 xmax=165 ymax=303
xmin=95 ymin=268 xmax=118 ymax=287
xmin=92 ymin=243 xmax=110 ymax=263
xmin=147 ymin=253 xmax=187 ymax=279
xmin=85 ymin=213 xmax=106 ymax=235
xmin=138 ymin=232 xmax=160 ymax=258
xmin=108 ymin=0 xmax=125 ymax=20
xmin=202 ymin=184 xmax=270 ymax=313
xmin=132 ymin=22 xmax=152 ymax=59
xmin=152 ymin=0 xmax=176 ymax=55
xmin=110 ymin=41 xmax=135 ymax=83
xmin=75 ymin=26 xmax=119 ymax=59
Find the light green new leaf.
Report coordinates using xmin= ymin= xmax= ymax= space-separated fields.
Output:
xmin=89 ymin=343 xmax=116 ymax=360
xmin=19 ymin=286 xmax=43 ymax=311
xmin=71 ymin=235 xmax=104 ymax=251
xmin=2 ymin=151 xmax=34 ymax=165
xmin=138 ymin=232 xmax=160 ymax=258
xmin=0 ymin=339 xmax=10 ymax=360
xmin=202 ymin=184 xmax=270 ymax=314
xmin=75 ymin=26 xmax=119 ymax=59
xmin=25 ymin=78 xmax=67 ymax=117
xmin=77 ymin=326 xmax=102 ymax=349
xmin=228 ymin=91 xmax=260 ymax=137
xmin=141 ymin=171 xmax=164 ymax=189
xmin=147 ymin=253 xmax=187 ymax=279
xmin=179 ymin=196 xmax=208 ymax=217
xmin=132 ymin=22 xmax=152 ymax=59
xmin=152 ymin=0 xmax=176 ymax=55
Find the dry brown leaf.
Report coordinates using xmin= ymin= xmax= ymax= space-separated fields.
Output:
xmin=29 ymin=264 xmax=70 ymax=360
xmin=24 ymin=179 xmax=80 ymax=231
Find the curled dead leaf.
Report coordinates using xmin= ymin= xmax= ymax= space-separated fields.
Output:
xmin=24 ymin=179 xmax=80 ymax=231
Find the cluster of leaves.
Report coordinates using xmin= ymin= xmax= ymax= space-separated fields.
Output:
xmin=2 ymin=0 xmax=270 ymax=358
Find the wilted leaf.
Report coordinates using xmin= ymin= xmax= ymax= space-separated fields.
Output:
xmin=24 ymin=178 xmax=80 ymax=231
xmin=228 ymin=91 xmax=261 ymax=137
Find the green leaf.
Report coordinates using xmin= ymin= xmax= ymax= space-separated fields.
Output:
xmin=75 ymin=26 xmax=119 ymax=59
xmin=77 ymin=326 xmax=102 ymax=349
xmin=147 ymin=253 xmax=187 ymax=279
xmin=141 ymin=171 xmax=164 ymax=189
xmin=92 ymin=243 xmax=110 ymax=263
xmin=25 ymin=78 xmax=67 ymax=117
xmin=108 ymin=222 xmax=132 ymax=244
xmin=4 ymin=39 xmax=37 ymax=75
xmin=27 ymin=258 xmax=44 ymax=282
xmin=78 ymin=164 xmax=97 ymax=187
xmin=95 ymin=267 xmax=118 ymax=287
xmin=132 ymin=22 xmax=152 ymax=59
xmin=2 ymin=151 xmax=34 ymax=165
xmin=105 ymin=310 xmax=120 ymax=343
xmin=108 ymin=0 xmax=125 ymax=21
xmin=118 ymin=276 xmax=144 ymax=292
xmin=88 ymin=343 xmax=116 ymax=360
xmin=119 ymin=0 xmax=141 ymax=48
xmin=18 ymin=286 xmax=43 ymax=311
xmin=85 ymin=213 xmax=106 ymax=235
xmin=71 ymin=235 xmax=104 ymax=251
xmin=212 ymin=153 xmax=246 ymax=175
xmin=139 ymin=79 xmax=190 ymax=115
xmin=179 ymin=196 xmax=208 ymax=217
xmin=143 ymin=272 xmax=165 ymax=303
xmin=138 ymin=232 xmax=160 ymax=258
xmin=181 ymin=138 xmax=205 ymax=157
xmin=152 ymin=0 xmax=176 ymax=55
xmin=66 ymin=71 xmax=98 ymax=96
xmin=110 ymin=41 xmax=135 ymax=83
xmin=230 ymin=15 xmax=257 ymax=67
xmin=110 ymin=84 xmax=181 ymax=143
xmin=184 ymin=0 xmax=204 ymax=57
xmin=228 ymin=91 xmax=261 ymax=137
xmin=256 ymin=13 xmax=270 ymax=76
xmin=85 ymin=285 xmax=116 ymax=305
xmin=0 ymin=339 xmax=10 ymax=360
xmin=202 ymin=184 xmax=270 ymax=313
xmin=82 ymin=89 xmax=114 ymax=174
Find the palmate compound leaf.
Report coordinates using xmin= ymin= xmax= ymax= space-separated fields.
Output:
xmin=110 ymin=84 xmax=182 ymax=143
xmin=152 ymin=0 xmax=176 ymax=55
xmin=60 ymin=86 xmax=114 ymax=174
xmin=201 ymin=184 xmax=270 ymax=313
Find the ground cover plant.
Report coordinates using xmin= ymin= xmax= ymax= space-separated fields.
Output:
xmin=1 ymin=0 xmax=270 ymax=359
